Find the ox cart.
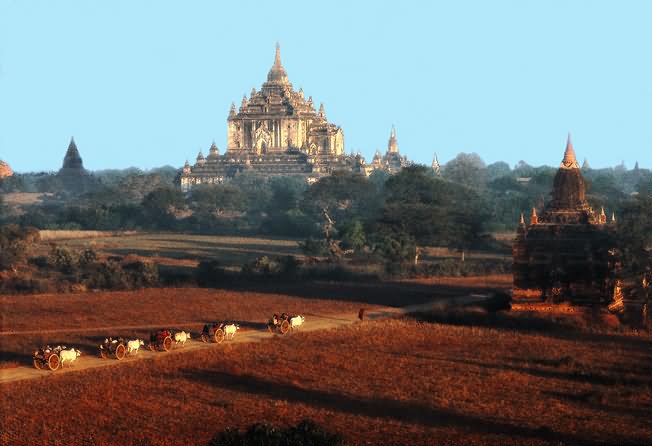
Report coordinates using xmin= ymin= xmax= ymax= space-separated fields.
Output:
xmin=99 ymin=337 xmax=127 ymax=360
xmin=33 ymin=345 xmax=63 ymax=371
xmin=148 ymin=329 xmax=173 ymax=352
xmin=200 ymin=322 xmax=225 ymax=343
xmin=267 ymin=313 xmax=291 ymax=334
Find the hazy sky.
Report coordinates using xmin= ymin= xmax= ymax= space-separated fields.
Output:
xmin=1 ymin=0 xmax=651 ymax=172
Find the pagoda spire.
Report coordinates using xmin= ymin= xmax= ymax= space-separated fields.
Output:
xmin=530 ymin=207 xmax=538 ymax=225
xmin=387 ymin=125 xmax=399 ymax=154
xmin=274 ymin=41 xmax=282 ymax=67
xmin=560 ymin=132 xmax=579 ymax=169
xmin=266 ymin=42 xmax=289 ymax=85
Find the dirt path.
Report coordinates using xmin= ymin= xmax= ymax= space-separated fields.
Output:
xmin=0 ymin=296 xmax=487 ymax=385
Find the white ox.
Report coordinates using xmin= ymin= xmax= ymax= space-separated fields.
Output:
xmin=127 ymin=339 xmax=144 ymax=355
xmin=174 ymin=331 xmax=191 ymax=346
xmin=289 ymin=315 xmax=305 ymax=331
xmin=59 ymin=348 xmax=81 ymax=367
xmin=223 ymin=324 xmax=240 ymax=340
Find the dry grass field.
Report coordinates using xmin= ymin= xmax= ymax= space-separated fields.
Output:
xmin=47 ymin=231 xmax=303 ymax=267
xmin=2 ymin=313 xmax=651 ymax=446
xmin=0 ymin=286 xmax=393 ymax=369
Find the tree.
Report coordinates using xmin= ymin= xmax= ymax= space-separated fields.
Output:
xmin=301 ymin=171 xmax=379 ymax=223
xmin=616 ymin=192 xmax=652 ymax=275
xmin=372 ymin=165 xmax=489 ymax=261
xmin=142 ymin=187 xmax=185 ymax=229
xmin=0 ymin=225 xmax=40 ymax=271
xmin=443 ymin=153 xmax=488 ymax=189
xmin=487 ymin=161 xmax=512 ymax=181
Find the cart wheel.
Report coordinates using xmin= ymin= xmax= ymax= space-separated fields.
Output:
xmin=100 ymin=349 xmax=107 ymax=359
xmin=162 ymin=336 xmax=172 ymax=352
xmin=201 ymin=334 xmax=208 ymax=343
xmin=214 ymin=329 xmax=224 ymax=344
xmin=48 ymin=354 xmax=60 ymax=371
xmin=115 ymin=344 xmax=126 ymax=360
xmin=280 ymin=320 xmax=290 ymax=334
xmin=33 ymin=358 xmax=42 ymax=370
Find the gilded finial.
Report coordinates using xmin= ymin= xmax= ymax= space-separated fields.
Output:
xmin=520 ymin=212 xmax=525 ymax=225
xmin=560 ymin=132 xmax=579 ymax=169
xmin=530 ymin=207 xmax=538 ymax=225
xmin=274 ymin=42 xmax=281 ymax=66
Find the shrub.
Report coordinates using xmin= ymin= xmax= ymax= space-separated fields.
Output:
xmin=122 ymin=260 xmax=159 ymax=288
xmin=82 ymin=260 xmax=131 ymax=290
xmin=208 ymin=420 xmax=342 ymax=446
xmin=48 ymin=246 xmax=78 ymax=274
xmin=0 ymin=225 xmax=40 ymax=270
xmin=242 ymin=255 xmax=299 ymax=277
xmin=299 ymin=237 xmax=329 ymax=256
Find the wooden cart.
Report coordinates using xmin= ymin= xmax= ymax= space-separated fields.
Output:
xmin=99 ymin=337 xmax=127 ymax=360
xmin=148 ymin=329 xmax=173 ymax=352
xmin=33 ymin=346 xmax=62 ymax=371
xmin=267 ymin=313 xmax=291 ymax=334
xmin=200 ymin=322 xmax=225 ymax=344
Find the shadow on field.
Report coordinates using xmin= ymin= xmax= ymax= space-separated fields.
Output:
xmin=446 ymin=356 xmax=652 ymax=388
xmin=543 ymin=390 xmax=652 ymax=418
xmin=176 ymin=369 xmax=640 ymax=446
xmin=407 ymin=309 xmax=652 ymax=351
xmin=219 ymin=280 xmax=501 ymax=308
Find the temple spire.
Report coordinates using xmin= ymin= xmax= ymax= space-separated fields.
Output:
xmin=560 ymin=132 xmax=579 ymax=169
xmin=387 ymin=125 xmax=399 ymax=154
xmin=530 ymin=207 xmax=538 ymax=225
xmin=274 ymin=42 xmax=282 ymax=67
xmin=266 ymin=42 xmax=289 ymax=85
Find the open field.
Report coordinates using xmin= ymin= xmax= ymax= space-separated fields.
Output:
xmin=41 ymin=230 xmax=512 ymax=268
xmin=45 ymin=231 xmax=304 ymax=267
xmin=0 ymin=277 xmax=508 ymax=369
xmin=0 ymin=286 xmax=387 ymax=369
xmin=2 ymin=311 xmax=651 ymax=446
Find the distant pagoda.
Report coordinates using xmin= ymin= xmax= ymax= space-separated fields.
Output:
xmin=368 ymin=126 xmax=412 ymax=175
xmin=57 ymin=137 xmax=93 ymax=193
xmin=512 ymin=134 xmax=616 ymax=303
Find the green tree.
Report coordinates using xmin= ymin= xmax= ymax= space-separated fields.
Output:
xmin=142 ymin=187 xmax=185 ymax=229
xmin=443 ymin=152 xmax=488 ymax=189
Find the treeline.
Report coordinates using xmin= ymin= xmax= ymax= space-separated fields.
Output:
xmin=2 ymin=153 xmax=651 ymax=248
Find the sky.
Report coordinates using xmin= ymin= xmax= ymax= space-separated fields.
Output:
xmin=1 ymin=0 xmax=651 ymax=172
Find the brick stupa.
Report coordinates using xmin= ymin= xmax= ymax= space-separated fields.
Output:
xmin=512 ymin=135 xmax=616 ymax=303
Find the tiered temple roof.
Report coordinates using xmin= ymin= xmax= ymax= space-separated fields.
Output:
xmin=512 ymin=135 xmax=616 ymax=303
xmin=180 ymin=44 xmax=361 ymax=191
xmin=367 ymin=126 xmax=412 ymax=175
xmin=58 ymin=137 xmax=94 ymax=193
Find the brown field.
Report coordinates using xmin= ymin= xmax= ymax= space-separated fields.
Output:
xmin=0 ymin=276 xmax=502 ymax=368
xmin=0 ymin=286 xmax=382 ymax=368
xmin=42 ymin=231 xmax=512 ymax=269
xmin=48 ymin=232 xmax=304 ymax=267
xmin=2 ymin=313 xmax=651 ymax=446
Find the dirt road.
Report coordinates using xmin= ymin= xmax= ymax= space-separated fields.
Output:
xmin=0 ymin=296 xmax=488 ymax=385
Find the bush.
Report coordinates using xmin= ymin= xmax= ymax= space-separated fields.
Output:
xmin=122 ymin=260 xmax=159 ymax=288
xmin=208 ymin=420 xmax=342 ymax=446
xmin=82 ymin=260 xmax=131 ymax=290
xmin=242 ymin=255 xmax=298 ymax=277
xmin=0 ymin=225 xmax=40 ymax=270
xmin=48 ymin=246 xmax=78 ymax=274
xmin=299 ymin=237 xmax=329 ymax=256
